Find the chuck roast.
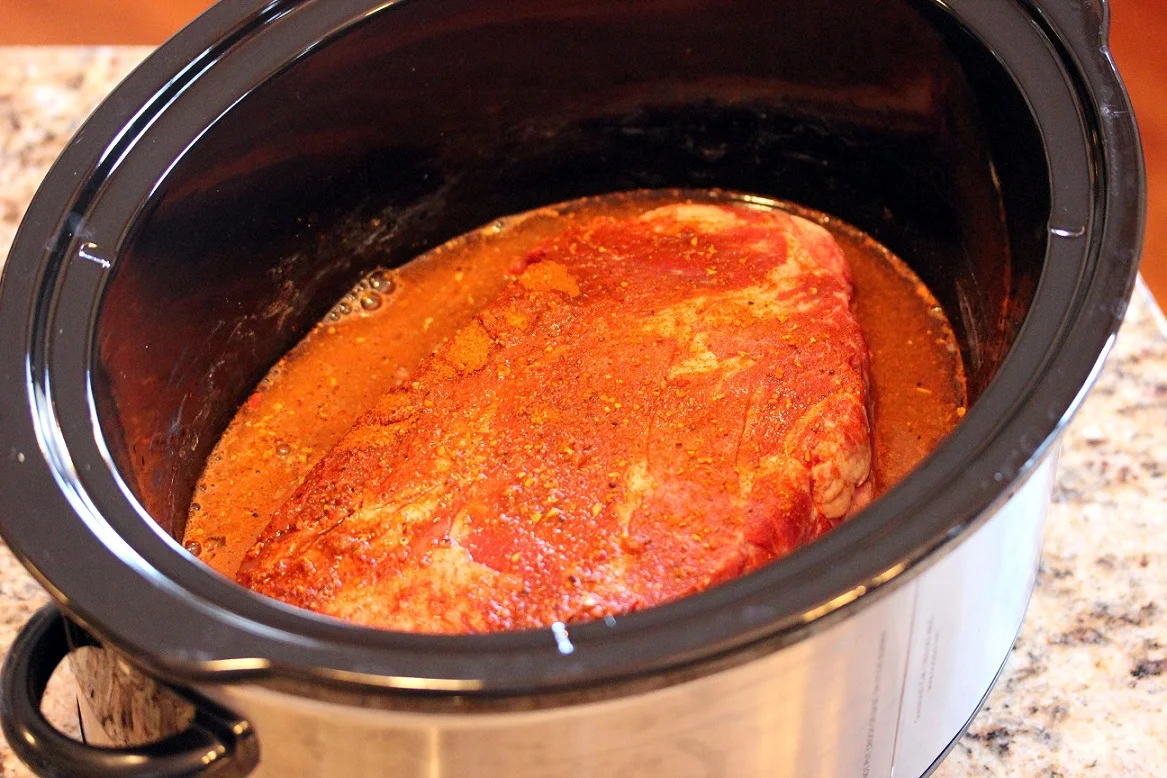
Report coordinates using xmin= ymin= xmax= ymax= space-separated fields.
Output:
xmin=237 ymin=203 xmax=874 ymax=632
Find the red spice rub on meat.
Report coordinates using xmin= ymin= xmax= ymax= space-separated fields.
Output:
xmin=237 ymin=203 xmax=875 ymax=632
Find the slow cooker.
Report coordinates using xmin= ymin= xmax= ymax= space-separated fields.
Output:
xmin=0 ymin=0 xmax=1143 ymax=775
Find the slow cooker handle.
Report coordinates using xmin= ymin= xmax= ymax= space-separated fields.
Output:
xmin=0 ymin=604 xmax=259 ymax=778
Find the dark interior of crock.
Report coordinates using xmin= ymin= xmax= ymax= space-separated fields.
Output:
xmin=91 ymin=0 xmax=1050 ymax=540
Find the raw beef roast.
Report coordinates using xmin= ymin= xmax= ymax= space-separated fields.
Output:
xmin=237 ymin=203 xmax=874 ymax=632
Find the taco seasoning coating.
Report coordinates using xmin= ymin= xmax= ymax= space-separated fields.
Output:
xmin=235 ymin=202 xmax=876 ymax=632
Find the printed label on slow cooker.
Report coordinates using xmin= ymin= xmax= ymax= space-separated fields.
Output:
xmin=890 ymin=459 xmax=1052 ymax=777
xmin=861 ymin=631 xmax=889 ymax=777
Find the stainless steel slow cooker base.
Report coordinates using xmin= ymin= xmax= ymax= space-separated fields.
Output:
xmin=65 ymin=457 xmax=1052 ymax=777
xmin=214 ymin=460 xmax=1049 ymax=778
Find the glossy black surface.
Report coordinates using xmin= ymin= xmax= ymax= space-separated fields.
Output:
xmin=98 ymin=0 xmax=1034 ymax=534
xmin=0 ymin=0 xmax=1143 ymax=697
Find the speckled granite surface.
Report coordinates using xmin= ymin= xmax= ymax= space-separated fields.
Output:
xmin=0 ymin=46 xmax=1165 ymax=778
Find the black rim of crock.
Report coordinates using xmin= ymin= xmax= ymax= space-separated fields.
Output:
xmin=0 ymin=0 xmax=1144 ymax=698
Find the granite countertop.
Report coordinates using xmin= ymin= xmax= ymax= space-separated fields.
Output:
xmin=1 ymin=46 xmax=1165 ymax=778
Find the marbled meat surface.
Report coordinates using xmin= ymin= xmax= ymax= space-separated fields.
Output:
xmin=237 ymin=203 xmax=874 ymax=632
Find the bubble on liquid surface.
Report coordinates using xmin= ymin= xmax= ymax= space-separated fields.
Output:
xmin=184 ymin=540 xmax=202 ymax=556
xmin=323 ymin=270 xmax=396 ymax=322
xmin=367 ymin=269 xmax=395 ymax=293
xmin=359 ymin=292 xmax=382 ymax=311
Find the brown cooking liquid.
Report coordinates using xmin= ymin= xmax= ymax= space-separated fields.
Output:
xmin=183 ymin=190 xmax=965 ymax=578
